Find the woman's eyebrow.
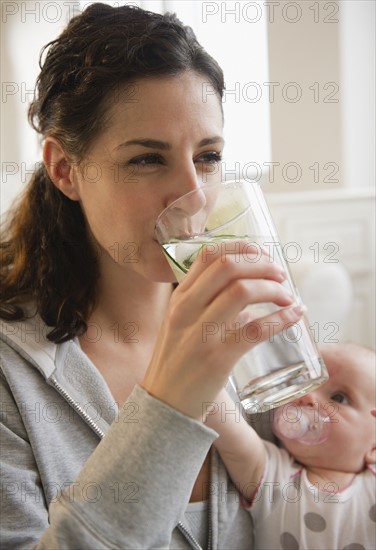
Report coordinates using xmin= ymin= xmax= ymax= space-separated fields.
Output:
xmin=114 ymin=139 xmax=171 ymax=151
xmin=114 ymin=136 xmax=225 ymax=151
xmin=198 ymin=136 xmax=225 ymax=147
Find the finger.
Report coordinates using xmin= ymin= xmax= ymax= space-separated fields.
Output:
xmin=179 ymin=240 xmax=279 ymax=292
xmin=180 ymin=252 xmax=289 ymax=315
xmin=234 ymin=305 xmax=305 ymax=351
xmin=202 ymin=278 xmax=294 ymax=327
xmin=200 ymin=305 xmax=305 ymax=368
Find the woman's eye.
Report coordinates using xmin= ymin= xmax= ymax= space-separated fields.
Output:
xmin=128 ymin=154 xmax=164 ymax=166
xmin=195 ymin=151 xmax=222 ymax=165
xmin=330 ymin=393 xmax=349 ymax=404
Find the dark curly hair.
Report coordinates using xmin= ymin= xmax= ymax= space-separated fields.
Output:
xmin=0 ymin=2 xmax=224 ymax=343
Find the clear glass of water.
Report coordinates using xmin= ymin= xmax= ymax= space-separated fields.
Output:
xmin=155 ymin=180 xmax=328 ymax=412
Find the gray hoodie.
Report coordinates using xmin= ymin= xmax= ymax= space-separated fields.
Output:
xmin=0 ymin=315 xmax=255 ymax=549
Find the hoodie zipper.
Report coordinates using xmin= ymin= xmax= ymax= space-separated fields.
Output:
xmin=49 ymin=375 xmax=105 ymax=438
xmin=177 ymin=522 xmax=204 ymax=550
xmin=49 ymin=375 xmax=212 ymax=549
xmin=177 ymin=507 xmax=212 ymax=550
xmin=177 ymin=488 xmax=212 ymax=550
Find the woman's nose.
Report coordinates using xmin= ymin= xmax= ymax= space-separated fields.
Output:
xmin=165 ymin=166 xmax=207 ymax=216
xmin=165 ymin=161 xmax=204 ymax=206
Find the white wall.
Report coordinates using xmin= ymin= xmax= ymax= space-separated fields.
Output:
xmin=339 ymin=0 xmax=375 ymax=188
xmin=267 ymin=187 xmax=376 ymax=350
xmin=264 ymin=0 xmax=342 ymax=192
xmin=1 ymin=0 xmax=70 ymax=214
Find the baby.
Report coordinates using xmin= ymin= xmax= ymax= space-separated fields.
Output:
xmin=205 ymin=343 xmax=376 ymax=550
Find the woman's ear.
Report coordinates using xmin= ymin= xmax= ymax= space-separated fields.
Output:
xmin=43 ymin=137 xmax=80 ymax=201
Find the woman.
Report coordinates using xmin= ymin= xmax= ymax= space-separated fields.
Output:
xmin=0 ymin=4 xmax=302 ymax=548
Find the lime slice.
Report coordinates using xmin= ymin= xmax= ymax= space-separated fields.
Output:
xmin=177 ymin=243 xmax=205 ymax=271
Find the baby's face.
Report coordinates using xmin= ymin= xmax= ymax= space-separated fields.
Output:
xmin=279 ymin=344 xmax=376 ymax=473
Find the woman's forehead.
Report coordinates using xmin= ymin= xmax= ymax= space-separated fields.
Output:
xmin=95 ymin=74 xmax=223 ymax=149
xmin=107 ymin=73 xmax=220 ymax=115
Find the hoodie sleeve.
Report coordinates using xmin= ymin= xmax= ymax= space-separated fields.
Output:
xmin=0 ymin=361 xmax=218 ymax=550
xmin=0 ymin=368 xmax=51 ymax=549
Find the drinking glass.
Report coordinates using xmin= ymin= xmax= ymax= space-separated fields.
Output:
xmin=155 ymin=180 xmax=328 ymax=412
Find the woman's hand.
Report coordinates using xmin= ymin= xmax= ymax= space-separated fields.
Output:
xmin=142 ymin=243 xmax=304 ymax=421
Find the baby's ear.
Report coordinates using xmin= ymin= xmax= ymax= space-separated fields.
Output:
xmin=365 ymin=410 xmax=376 ymax=465
xmin=365 ymin=446 xmax=376 ymax=465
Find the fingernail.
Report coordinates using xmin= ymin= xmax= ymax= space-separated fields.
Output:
xmin=292 ymin=303 xmax=307 ymax=316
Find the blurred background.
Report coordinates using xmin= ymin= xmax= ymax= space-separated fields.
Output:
xmin=1 ymin=0 xmax=375 ymax=348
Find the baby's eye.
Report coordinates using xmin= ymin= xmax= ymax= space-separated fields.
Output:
xmin=128 ymin=154 xmax=164 ymax=166
xmin=330 ymin=393 xmax=349 ymax=404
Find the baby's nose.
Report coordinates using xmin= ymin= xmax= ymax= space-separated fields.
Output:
xmin=296 ymin=391 xmax=318 ymax=408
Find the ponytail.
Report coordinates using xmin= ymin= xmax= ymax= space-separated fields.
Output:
xmin=0 ymin=165 xmax=98 ymax=343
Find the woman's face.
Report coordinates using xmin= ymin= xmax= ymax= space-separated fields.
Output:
xmin=70 ymin=71 xmax=224 ymax=282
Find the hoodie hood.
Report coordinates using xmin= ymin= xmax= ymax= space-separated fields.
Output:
xmin=0 ymin=314 xmax=115 ymax=432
